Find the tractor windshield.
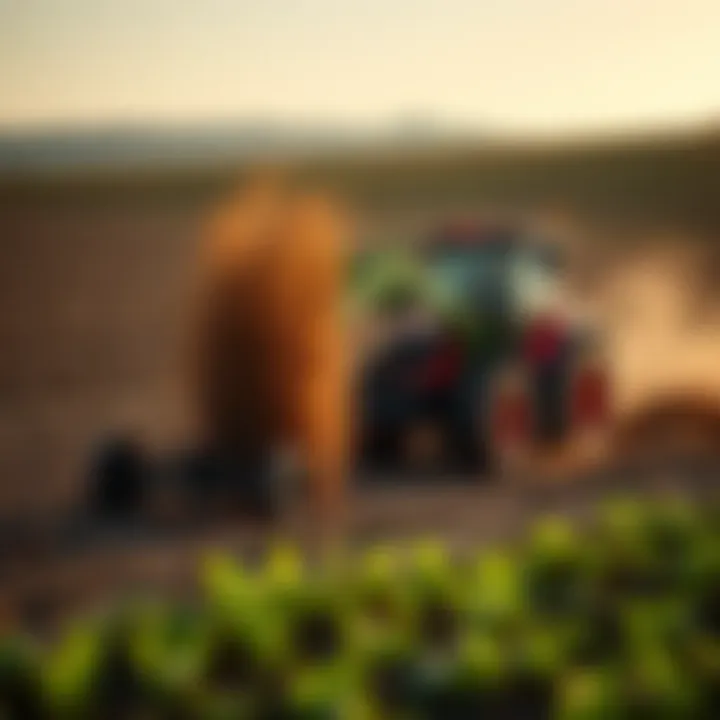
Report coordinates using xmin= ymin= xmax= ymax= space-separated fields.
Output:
xmin=510 ymin=243 xmax=563 ymax=318
xmin=429 ymin=243 xmax=510 ymax=313
xmin=426 ymin=235 xmax=565 ymax=328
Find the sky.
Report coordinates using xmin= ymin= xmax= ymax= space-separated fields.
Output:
xmin=1 ymin=0 xmax=719 ymax=135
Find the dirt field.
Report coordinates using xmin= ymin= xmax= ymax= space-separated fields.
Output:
xmin=2 ymin=187 xmax=720 ymax=628
xmin=2 ymin=194 xmax=720 ymax=510
xmin=0 ymin=199 xmax=208 ymax=515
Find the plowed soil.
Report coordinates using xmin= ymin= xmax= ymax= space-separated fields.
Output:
xmin=1 ymin=196 xmax=719 ymax=629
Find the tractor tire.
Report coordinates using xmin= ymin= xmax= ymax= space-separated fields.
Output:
xmin=446 ymin=370 xmax=493 ymax=476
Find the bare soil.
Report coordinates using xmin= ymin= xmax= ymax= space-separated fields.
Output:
xmin=1 ymin=194 xmax=720 ymax=628
xmin=0 ymin=200 xmax=205 ymax=515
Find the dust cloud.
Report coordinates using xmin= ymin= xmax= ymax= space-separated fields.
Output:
xmin=576 ymin=229 xmax=720 ymax=426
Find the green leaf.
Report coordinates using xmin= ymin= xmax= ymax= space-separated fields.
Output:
xmin=559 ymin=668 xmax=621 ymax=720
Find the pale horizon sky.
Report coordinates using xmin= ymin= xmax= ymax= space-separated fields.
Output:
xmin=1 ymin=0 xmax=719 ymax=135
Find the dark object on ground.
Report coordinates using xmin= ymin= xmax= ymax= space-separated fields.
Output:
xmin=85 ymin=437 xmax=301 ymax=524
xmin=85 ymin=436 xmax=149 ymax=520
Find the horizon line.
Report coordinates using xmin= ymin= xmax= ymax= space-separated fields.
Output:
xmin=0 ymin=111 xmax=718 ymax=142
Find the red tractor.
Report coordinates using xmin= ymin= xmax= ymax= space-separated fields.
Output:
xmin=356 ymin=219 xmax=612 ymax=477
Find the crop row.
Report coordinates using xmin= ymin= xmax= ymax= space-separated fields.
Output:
xmin=1 ymin=495 xmax=719 ymax=719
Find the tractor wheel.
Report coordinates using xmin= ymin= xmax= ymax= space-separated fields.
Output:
xmin=444 ymin=414 xmax=489 ymax=474
xmin=446 ymin=369 xmax=500 ymax=477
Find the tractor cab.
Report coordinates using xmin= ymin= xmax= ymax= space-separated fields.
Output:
xmin=424 ymin=220 xmax=565 ymax=334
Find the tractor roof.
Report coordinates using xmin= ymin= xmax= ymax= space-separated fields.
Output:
xmin=424 ymin=217 xmax=567 ymax=271
xmin=426 ymin=218 xmax=521 ymax=251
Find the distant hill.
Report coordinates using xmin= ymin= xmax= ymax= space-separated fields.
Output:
xmin=0 ymin=121 xmax=718 ymax=235
xmin=0 ymin=119 xmax=473 ymax=174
